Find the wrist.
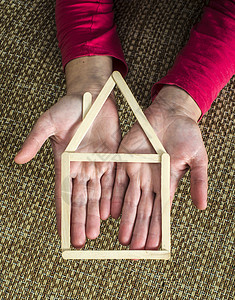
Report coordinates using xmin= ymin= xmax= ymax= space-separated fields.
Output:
xmin=154 ymin=85 xmax=202 ymax=122
xmin=65 ymin=56 xmax=113 ymax=96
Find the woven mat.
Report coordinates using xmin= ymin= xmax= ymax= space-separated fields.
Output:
xmin=0 ymin=0 xmax=234 ymax=299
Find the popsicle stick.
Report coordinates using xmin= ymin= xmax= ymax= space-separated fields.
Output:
xmin=82 ymin=92 xmax=92 ymax=119
xmin=161 ymin=153 xmax=171 ymax=252
xmin=68 ymin=153 xmax=161 ymax=163
xmin=112 ymin=71 xmax=166 ymax=154
xmin=65 ymin=76 xmax=115 ymax=152
xmin=62 ymin=250 xmax=170 ymax=260
xmin=61 ymin=152 xmax=71 ymax=250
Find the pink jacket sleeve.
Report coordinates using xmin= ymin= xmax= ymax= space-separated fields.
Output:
xmin=151 ymin=0 xmax=235 ymax=118
xmin=55 ymin=0 xmax=128 ymax=76
xmin=56 ymin=0 xmax=235 ymax=118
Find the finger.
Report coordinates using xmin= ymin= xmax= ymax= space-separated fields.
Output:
xmin=190 ymin=159 xmax=208 ymax=210
xmin=100 ymin=164 xmax=115 ymax=220
xmin=14 ymin=112 xmax=55 ymax=164
xmin=145 ymin=194 xmax=162 ymax=250
xmin=118 ymin=180 xmax=141 ymax=246
xmin=111 ymin=163 xmax=129 ymax=219
xmin=71 ymin=177 xmax=88 ymax=249
xmin=170 ymin=168 xmax=183 ymax=205
xmin=86 ymin=178 xmax=101 ymax=239
xmin=130 ymin=189 xmax=154 ymax=250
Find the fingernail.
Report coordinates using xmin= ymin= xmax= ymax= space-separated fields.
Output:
xmin=17 ymin=149 xmax=22 ymax=155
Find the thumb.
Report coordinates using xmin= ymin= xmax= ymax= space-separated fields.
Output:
xmin=14 ymin=111 xmax=55 ymax=164
xmin=189 ymin=150 xmax=208 ymax=210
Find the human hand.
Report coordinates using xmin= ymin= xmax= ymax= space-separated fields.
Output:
xmin=14 ymin=56 xmax=121 ymax=248
xmin=111 ymin=85 xmax=208 ymax=250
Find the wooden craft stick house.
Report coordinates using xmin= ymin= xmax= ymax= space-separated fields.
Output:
xmin=61 ymin=71 xmax=170 ymax=260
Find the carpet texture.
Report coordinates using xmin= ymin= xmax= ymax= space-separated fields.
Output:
xmin=0 ymin=0 xmax=234 ymax=299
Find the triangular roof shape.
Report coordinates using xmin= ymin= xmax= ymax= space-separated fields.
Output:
xmin=65 ymin=71 xmax=166 ymax=154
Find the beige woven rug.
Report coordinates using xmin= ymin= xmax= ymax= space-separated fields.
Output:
xmin=0 ymin=0 xmax=234 ymax=298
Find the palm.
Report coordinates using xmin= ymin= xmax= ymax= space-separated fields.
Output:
xmin=15 ymin=94 xmax=121 ymax=248
xmin=49 ymin=95 xmax=120 ymax=155
xmin=50 ymin=95 xmax=121 ymax=247
xmin=111 ymin=101 xmax=208 ymax=250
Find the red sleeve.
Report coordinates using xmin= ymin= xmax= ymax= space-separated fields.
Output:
xmin=151 ymin=0 xmax=235 ymax=119
xmin=55 ymin=0 xmax=128 ymax=77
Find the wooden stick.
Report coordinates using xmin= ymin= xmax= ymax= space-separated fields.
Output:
xmin=112 ymin=71 xmax=166 ymax=154
xmin=65 ymin=76 xmax=116 ymax=152
xmin=82 ymin=92 xmax=92 ymax=119
xmin=61 ymin=152 xmax=71 ymax=250
xmin=161 ymin=153 xmax=171 ymax=252
xmin=62 ymin=250 xmax=170 ymax=260
xmin=68 ymin=153 xmax=161 ymax=163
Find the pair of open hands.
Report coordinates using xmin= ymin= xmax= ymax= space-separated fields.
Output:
xmin=14 ymin=84 xmax=208 ymax=250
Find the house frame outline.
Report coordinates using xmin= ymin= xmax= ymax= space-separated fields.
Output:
xmin=61 ymin=71 xmax=171 ymax=260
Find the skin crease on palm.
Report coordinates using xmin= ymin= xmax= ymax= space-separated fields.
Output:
xmin=14 ymin=56 xmax=208 ymax=250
